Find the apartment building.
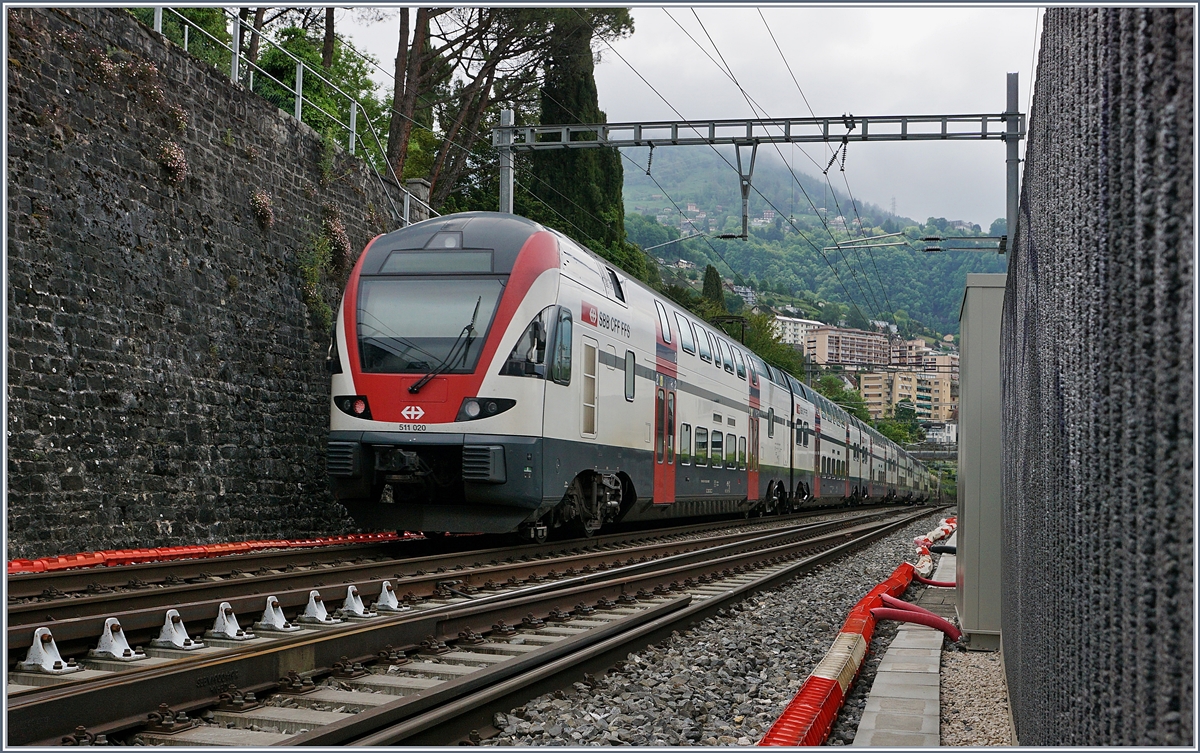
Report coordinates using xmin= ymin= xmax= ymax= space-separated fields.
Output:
xmin=923 ymin=351 xmax=960 ymax=380
xmin=732 ymin=285 xmax=757 ymax=307
xmin=806 ymin=326 xmax=889 ymax=367
xmin=890 ymin=338 xmax=931 ymax=367
xmin=858 ymin=370 xmax=957 ymax=421
xmin=773 ymin=315 xmax=824 ymax=349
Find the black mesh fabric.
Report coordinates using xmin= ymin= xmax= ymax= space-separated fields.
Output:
xmin=1001 ymin=7 xmax=1193 ymax=745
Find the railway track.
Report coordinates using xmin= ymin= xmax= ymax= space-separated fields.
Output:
xmin=6 ymin=505 xmax=946 ymax=746
xmin=7 ymin=507 xmax=898 ymax=656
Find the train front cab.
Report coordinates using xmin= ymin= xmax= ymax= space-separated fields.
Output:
xmin=327 ymin=213 xmax=564 ymax=535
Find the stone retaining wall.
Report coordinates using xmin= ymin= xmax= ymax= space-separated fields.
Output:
xmin=6 ymin=8 xmax=420 ymax=557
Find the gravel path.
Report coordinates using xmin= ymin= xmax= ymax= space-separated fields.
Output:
xmin=941 ymin=648 xmax=1012 ymax=745
xmin=483 ymin=510 xmax=943 ymax=746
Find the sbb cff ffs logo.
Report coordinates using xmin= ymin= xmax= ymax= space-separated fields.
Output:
xmin=582 ymin=301 xmax=599 ymax=326
xmin=401 ymin=405 xmax=425 ymax=421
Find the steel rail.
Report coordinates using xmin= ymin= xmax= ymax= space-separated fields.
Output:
xmin=9 ymin=508 xmax=943 ymax=746
xmin=298 ymin=507 xmax=941 ymax=746
xmin=7 ymin=505 xmax=867 ymax=602
xmin=7 ymin=510 xmax=894 ymax=652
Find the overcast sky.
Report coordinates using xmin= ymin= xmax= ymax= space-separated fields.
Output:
xmin=340 ymin=6 xmax=1044 ymax=228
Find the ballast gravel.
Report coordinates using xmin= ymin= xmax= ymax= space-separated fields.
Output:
xmin=940 ymin=648 xmax=1012 ymax=745
xmin=483 ymin=511 xmax=943 ymax=746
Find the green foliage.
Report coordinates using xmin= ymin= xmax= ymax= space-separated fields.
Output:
xmin=702 ymin=264 xmax=725 ymax=309
xmin=813 ymin=374 xmax=870 ymax=422
xmin=129 ymin=8 xmax=231 ymax=71
xmin=626 ymin=212 xmax=679 ymax=249
xmin=875 ymin=399 xmax=925 ymax=444
xmin=528 ymin=12 xmax=640 ymax=277
xmin=297 ymin=234 xmax=332 ymax=330
xmin=253 ymin=26 xmax=390 ymax=173
xmin=742 ymin=311 xmax=805 ymax=375
xmin=623 ymin=147 xmax=1007 ymax=334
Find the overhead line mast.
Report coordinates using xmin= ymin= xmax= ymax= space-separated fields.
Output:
xmin=494 ymin=76 xmax=1025 ymax=255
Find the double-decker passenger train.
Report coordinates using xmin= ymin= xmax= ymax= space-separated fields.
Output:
xmin=326 ymin=212 xmax=937 ymax=541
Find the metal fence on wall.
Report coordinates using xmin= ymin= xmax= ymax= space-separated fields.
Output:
xmin=1001 ymin=7 xmax=1192 ymax=746
xmin=150 ymin=7 xmax=438 ymax=227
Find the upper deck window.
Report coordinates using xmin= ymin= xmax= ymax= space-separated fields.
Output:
xmin=606 ymin=268 xmax=626 ymax=302
xmin=654 ymin=301 xmax=673 ymax=343
xmin=674 ymin=313 xmax=696 ymax=354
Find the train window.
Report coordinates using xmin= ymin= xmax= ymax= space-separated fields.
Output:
xmin=674 ymin=313 xmax=696 ymax=354
xmin=711 ymin=431 xmax=723 ymax=467
xmin=795 ymin=422 xmax=803 ymax=446
xmin=667 ymin=392 xmax=676 ymax=464
xmin=732 ymin=349 xmax=747 ymax=380
xmin=624 ymin=350 xmax=636 ymax=401
xmin=501 ymin=304 xmax=552 ymax=376
xmin=582 ymin=339 xmax=597 ymax=436
xmin=550 ymin=308 xmax=572 ymax=385
xmin=680 ymin=424 xmax=692 ymax=465
xmin=695 ymin=428 xmax=709 ymax=466
xmin=695 ymin=324 xmax=712 ymax=362
xmin=738 ymin=437 xmax=746 ymax=470
xmin=768 ymin=408 xmax=775 ymax=439
xmin=655 ymin=389 xmax=666 ymax=463
xmin=654 ymin=301 xmax=672 ymax=343
xmin=606 ymin=268 xmax=625 ymax=302
xmin=707 ymin=332 xmax=721 ymax=369
xmin=726 ymin=433 xmax=737 ymax=467
xmin=717 ymin=340 xmax=734 ymax=374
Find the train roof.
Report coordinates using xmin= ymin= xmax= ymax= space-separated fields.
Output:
xmin=359 ymin=212 xmax=546 ymax=276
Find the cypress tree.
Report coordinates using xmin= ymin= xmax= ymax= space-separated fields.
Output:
xmin=529 ymin=11 xmax=649 ymax=280
xmin=702 ymin=264 xmax=726 ymax=309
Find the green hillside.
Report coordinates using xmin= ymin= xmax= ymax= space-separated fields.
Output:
xmin=622 ymin=146 xmax=1006 ymax=335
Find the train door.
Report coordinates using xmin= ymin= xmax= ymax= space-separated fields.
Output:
xmin=652 ymin=380 xmax=676 ymax=503
xmin=651 ymin=301 xmax=678 ymax=504
xmin=844 ymin=425 xmax=852 ymax=498
xmin=746 ymin=359 xmax=760 ymax=503
xmin=580 ymin=336 xmax=598 ymax=437
xmin=541 ymin=305 xmax=577 ymax=499
xmin=812 ymin=409 xmax=822 ymax=498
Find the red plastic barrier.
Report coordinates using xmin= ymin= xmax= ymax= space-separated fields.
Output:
xmin=160 ymin=545 xmax=208 ymax=561
xmin=8 ymin=530 xmax=409 ymax=574
xmin=99 ymin=548 xmax=164 ymax=566
xmin=39 ymin=552 xmax=107 ymax=571
xmin=758 ymin=676 xmax=844 ymax=746
xmin=758 ymin=562 xmax=916 ymax=746
xmin=7 ymin=559 xmax=47 ymax=574
xmin=201 ymin=542 xmax=253 ymax=558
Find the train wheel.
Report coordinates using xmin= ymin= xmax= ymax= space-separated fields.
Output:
xmin=769 ymin=483 xmax=786 ymax=515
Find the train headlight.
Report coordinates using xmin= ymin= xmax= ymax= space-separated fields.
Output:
xmin=334 ymin=395 xmax=373 ymax=420
xmin=456 ymin=397 xmax=516 ymax=422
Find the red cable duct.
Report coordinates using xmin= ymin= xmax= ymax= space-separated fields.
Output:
xmin=869 ymin=607 xmax=962 ymax=642
xmin=913 ymin=573 xmax=955 ymax=587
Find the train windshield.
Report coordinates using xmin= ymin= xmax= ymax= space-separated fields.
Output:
xmin=357 ymin=278 xmax=505 ymax=373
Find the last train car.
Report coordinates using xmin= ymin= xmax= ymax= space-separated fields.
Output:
xmin=326 ymin=212 xmax=930 ymax=540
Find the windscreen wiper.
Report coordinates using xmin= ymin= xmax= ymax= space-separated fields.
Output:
xmin=409 ymin=296 xmax=481 ymax=394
